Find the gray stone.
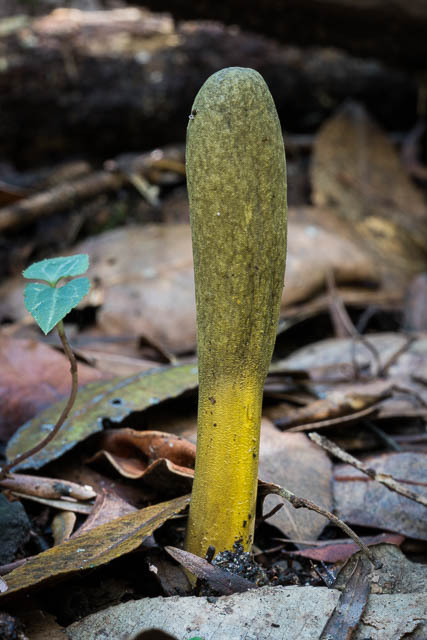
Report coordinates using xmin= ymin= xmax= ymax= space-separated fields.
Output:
xmin=0 ymin=493 xmax=30 ymax=564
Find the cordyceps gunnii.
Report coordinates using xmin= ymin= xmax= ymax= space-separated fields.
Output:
xmin=185 ymin=67 xmax=287 ymax=561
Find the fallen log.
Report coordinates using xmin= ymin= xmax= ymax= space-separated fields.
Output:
xmin=138 ymin=0 xmax=427 ymax=69
xmin=0 ymin=8 xmax=416 ymax=166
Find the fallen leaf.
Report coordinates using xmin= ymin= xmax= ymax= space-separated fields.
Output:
xmin=284 ymin=208 xmax=378 ymax=308
xmin=259 ymin=419 xmax=332 ymax=542
xmin=73 ymin=489 xmax=136 ymax=537
xmin=334 ymin=452 xmax=427 ymax=540
xmin=88 ymin=429 xmax=195 ymax=482
xmin=6 ymin=363 xmax=199 ymax=471
xmin=72 ymin=347 xmax=162 ymax=377
xmin=288 ymin=533 xmax=404 ymax=564
xmin=11 ymin=493 xmax=92 ymax=515
xmin=320 ymin=558 xmax=370 ymax=639
xmin=0 ymin=334 xmax=106 ymax=440
xmin=0 ymin=494 xmax=190 ymax=599
xmin=165 ymin=546 xmax=256 ymax=595
xmin=311 ymin=101 xmax=427 ymax=279
xmin=65 ymin=546 xmax=427 ymax=640
xmin=146 ymin=548 xmax=192 ymax=596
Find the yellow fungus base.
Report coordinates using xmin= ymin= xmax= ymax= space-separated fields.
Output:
xmin=185 ymin=378 xmax=262 ymax=560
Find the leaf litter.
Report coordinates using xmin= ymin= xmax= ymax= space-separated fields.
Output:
xmin=1 ymin=79 xmax=427 ymax=640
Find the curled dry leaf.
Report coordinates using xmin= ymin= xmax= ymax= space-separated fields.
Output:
xmin=334 ymin=452 xmax=427 ymax=540
xmin=88 ymin=429 xmax=196 ymax=480
xmin=0 ymin=494 xmax=190 ymax=600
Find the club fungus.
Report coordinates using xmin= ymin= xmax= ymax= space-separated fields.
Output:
xmin=185 ymin=67 xmax=287 ymax=560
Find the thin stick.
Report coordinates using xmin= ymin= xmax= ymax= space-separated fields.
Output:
xmin=265 ymin=482 xmax=381 ymax=569
xmin=309 ymin=432 xmax=427 ymax=508
xmin=326 ymin=270 xmax=381 ymax=377
xmin=1 ymin=321 xmax=78 ymax=477
xmin=379 ymin=335 xmax=416 ymax=376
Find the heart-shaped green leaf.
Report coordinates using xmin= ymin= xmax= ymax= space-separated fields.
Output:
xmin=22 ymin=254 xmax=89 ymax=285
xmin=24 ymin=277 xmax=90 ymax=334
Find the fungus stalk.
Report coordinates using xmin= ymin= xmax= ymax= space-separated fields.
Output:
xmin=185 ymin=67 xmax=287 ymax=559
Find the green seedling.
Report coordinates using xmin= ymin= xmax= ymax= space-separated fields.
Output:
xmin=1 ymin=254 xmax=90 ymax=476
xmin=185 ymin=68 xmax=287 ymax=560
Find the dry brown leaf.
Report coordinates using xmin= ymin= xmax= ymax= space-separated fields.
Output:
xmin=165 ymin=546 xmax=256 ymax=595
xmin=0 ymin=494 xmax=190 ymax=599
xmin=288 ymin=533 xmax=404 ymax=564
xmin=0 ymin=335 xmax=108 ymax=440
xmin=320 ymin=557 xmax=370 ymax=640
xmin=311 ymin=101 xmax=427 ymax=280
xmin=88 ymin=428 xmax=196 ymax=480
xmin=73 ymin=489 xmax=137 ymax=537
xmin=284 ymin=207 xmax=378 ymax=307
xmin=334 ymin=452 xmax=427 ymax=540
xmin=259 ymin=419 xmax=332 ymax=542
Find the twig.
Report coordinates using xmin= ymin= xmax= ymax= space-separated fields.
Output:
xmin=1 ymin=320 xmax=78 ymax=477
xmin=378 ymin=335 xmax=416 ymax=377
xmin=364 ymin=420 xmax=401 ymax=452
xmin=309 ymin=432 xmax=427 ymax=508
xmin=391 ymin=383 xmax=427 ymax=409
xmin=326 ymin=270 xmax=381 ymax=377
xmin=0 ymin=171 xmax=124 ymax=232
xmin=280 ymin=402 xmax=382 ymax=432
xmin=264 ymin=482 xmax=380 ymax=569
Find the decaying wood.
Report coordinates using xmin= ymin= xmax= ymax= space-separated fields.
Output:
xmin=0 ymin=146 xmax=185 ymax=232
xmin=0 ymin=171 xmax=124 ymax=232
xmin=138 ymin=0 xmax=427 ymax=68
xmin=0 ymin=8 xmax=416 ymax=165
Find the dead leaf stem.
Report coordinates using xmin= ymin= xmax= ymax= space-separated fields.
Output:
xmin=309 ymin=432 xmax=427 ymax=508
xmin=1 ymin=321 xmax=78 ymax=477
xmin=266 ymin=482 xmax=380 ymax=569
